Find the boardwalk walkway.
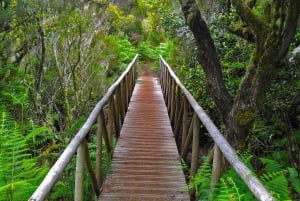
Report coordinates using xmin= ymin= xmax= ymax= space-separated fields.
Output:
xmin=98 ymin=75 xmax=189 ymax=201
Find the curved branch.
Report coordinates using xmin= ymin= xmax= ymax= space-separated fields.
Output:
xmin=228 ymin=26 xmax=255 ymax=43
xmin=231 ymin=0 xmax=268 ymax=39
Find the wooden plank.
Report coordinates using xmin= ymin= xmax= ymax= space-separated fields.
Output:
xmin=98 ymin=76 xmax=189 ymax=201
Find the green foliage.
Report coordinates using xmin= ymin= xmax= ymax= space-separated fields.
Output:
xmin=209 ymin=11 xmax=253 ymax=95
xmin=190 ymin=152 xmax=296 ymax=201
xmin=259 ymin=158 xmax=290 ymax=200
xmin=177 ymin=65 xmax=216 ymax=118
xmin=137 ymin=40 xmax=179 ymax=72
xmin=0 ymin=63 xmax=30 ymax=123
xmin=116 ymin=37 xmax=138 ymax=63
xmin=188 ymin=157 xmax=212 ymax=200
xmin=215 ymin=177 xmax=244 ymax=201
xmin=214 ymin=168 xmax=256 ymax=201
xmin=288 ymin=167 xmax=300 ymax=195
xmin=0 ymin=112 xmax=49 ymax=200
xmin=107 ymin=3 xmax=135 ymax=33
xmin=138 ymin=41 xmax=157 ymax=60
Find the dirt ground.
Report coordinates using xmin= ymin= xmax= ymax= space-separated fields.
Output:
xmin=139 ymin=65 xmax=156 ymax=77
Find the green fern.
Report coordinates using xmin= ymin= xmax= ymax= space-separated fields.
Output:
xmin=0 ymin=112 xmax=49 ymax=200
xmin=288 ymin=167 xmax=300 ymax=195
xmin=259 ymin=158 xmax=291 ymax=200
xmin=188 ymin=156 xmax=212 ymax=200
xmin=215 ymin=177 xmax=243 ymax=201
xmin=205 ymin=152 xmax=294 ymax=201
xmin=214 ymin=168 xmax=256 ymax=201
xmin=260 ymin=157 xmax=283 ymax=172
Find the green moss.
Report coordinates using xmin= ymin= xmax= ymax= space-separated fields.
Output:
xmin=235 ymin=109 xmax=256 ymax=126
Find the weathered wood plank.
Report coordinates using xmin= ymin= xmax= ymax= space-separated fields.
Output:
xmin=98 ymin=76 xmax=189 ymax=201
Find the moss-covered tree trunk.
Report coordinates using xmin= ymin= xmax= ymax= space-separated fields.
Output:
xmin=179 ymin=0 xmax=300 ymax=183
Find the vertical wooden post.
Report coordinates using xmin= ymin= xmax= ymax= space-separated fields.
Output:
xmin=174 ymin=98 xmax=184 ymax=139
xmin=75 ymin=143 xmax=85 ymax=201
xmin=83 ymin=139 xmax=100 ymax=196
xmin=161 ymin=65 xmax=166 ymax=98
xmin=170 ymin=81 xmax=176 ymax=125
xmin=108 ymin=99 xmax=114 ymax=146
xmin=117 ymin=86 xmax=125 ymax=124
xmin=121 ymin=80 xmax=127 ymax=114
xmin=129 ymin=68 xmax=134 ymax=98
xmin=113 ymin=93 xmax=121 ymax=137
xmin=181 ymin=116 xmax=194 ymax=160
xmin=181 ymin=97 xmax=188 ymax=155
xmin=164 ymin=67 xmax=168 ymax=98
xmin=212 ymin=144 xmax=223 ymax=184
xmin=190 ymin=113 xmax=200 ymax=177
xmin=173 ymin=86 xmax=181 ymax=135
xmin=125 ymin=75 xmax=130 ymax=107
xmin=100 ymin=110 xmax=112 ymax=156
xmin=167 ymin=72 xmax=171 ymax=106
xmin=167 ymin=75 xmax=172 ymax=112
xmin=96 ymin=114 xmax=103 ymax=187
xmin=114 ymin=89 xmax=120 ymax=119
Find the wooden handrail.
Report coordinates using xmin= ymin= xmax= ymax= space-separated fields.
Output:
xmin=159 ymin=56 xmax=275 ymax=201
xmin=29 ymin=55 xmax=139 ymax=201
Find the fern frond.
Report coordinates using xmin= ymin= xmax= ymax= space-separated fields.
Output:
xmin=215 ymin=177 xmax=241 ymax=201
xmin=260 ymin=157 xmax=283 ymax=172
xmin=288 ymin=167 xmax=300 ymax=194
xmin=188 ymin=156 xmax=212 ymax=200
xmin=261 ymin=170 xmax=291 ymax=200
xmin=0 ymin=111 xmax=49 ymax=200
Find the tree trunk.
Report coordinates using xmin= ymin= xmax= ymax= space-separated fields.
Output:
xmin=179 ymin=0 xmax=233 ymax=184
xmin=179 ymin=0 xmax=300 ymax=183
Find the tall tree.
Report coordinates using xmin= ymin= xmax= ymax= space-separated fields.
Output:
xmin=179 ymin=0 xmax=300 ymax=182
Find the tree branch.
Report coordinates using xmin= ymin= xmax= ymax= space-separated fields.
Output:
xmin=228 ymin=26 xmax=255 ymax=43
xmin=279 ymin=0 xmax=300 ymax=59
xmin=231 ymin=0 xmax=268 ymax=40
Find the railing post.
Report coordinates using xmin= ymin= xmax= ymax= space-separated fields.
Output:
xmin=122 ymin=81 xmax=126 ymax=117
xmin=117 ymin=86 xmax=125 ymax=124
xmin=211 ymin=144 xmax=223 ymax=184
xmin=75 ymin=142 xmax=85 ymax=201
xmin=125 ymin=76 xmax=130 ymax=108
xmin=174 ymin=88 xmax=182 ymax=138
xmin=100 ymin=110 xmax=112 ymax=156
xmin=113 ymin=92 xmax=121 ymax=137
xmin=167 ymin=74 xmax=172 ymax=112
xmin=83 ymin=139 xmax=100 ymax=197
xmin=181 ymin=97 xmax=188 ymax=155
xmin=96 ymin=114 xmax=103 ymax=186
xmin=108 ymin=99 xmax=114 ymax=145
xmin=170 ymin=80 xmax=176 ymax=124
xmin=181 ymin=115 xmax=194 ymax=160
xmin=190 ymin=113 xmax=200 ymax=177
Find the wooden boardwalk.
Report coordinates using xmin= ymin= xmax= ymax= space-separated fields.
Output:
xmin=98 ymin=75 xmax=189 ymax=201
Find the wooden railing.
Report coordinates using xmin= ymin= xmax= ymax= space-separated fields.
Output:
xmin=159 ymin=56 xmax=275 ymax=201
xmin=29 ymin=55 xmax=138 ymax=201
